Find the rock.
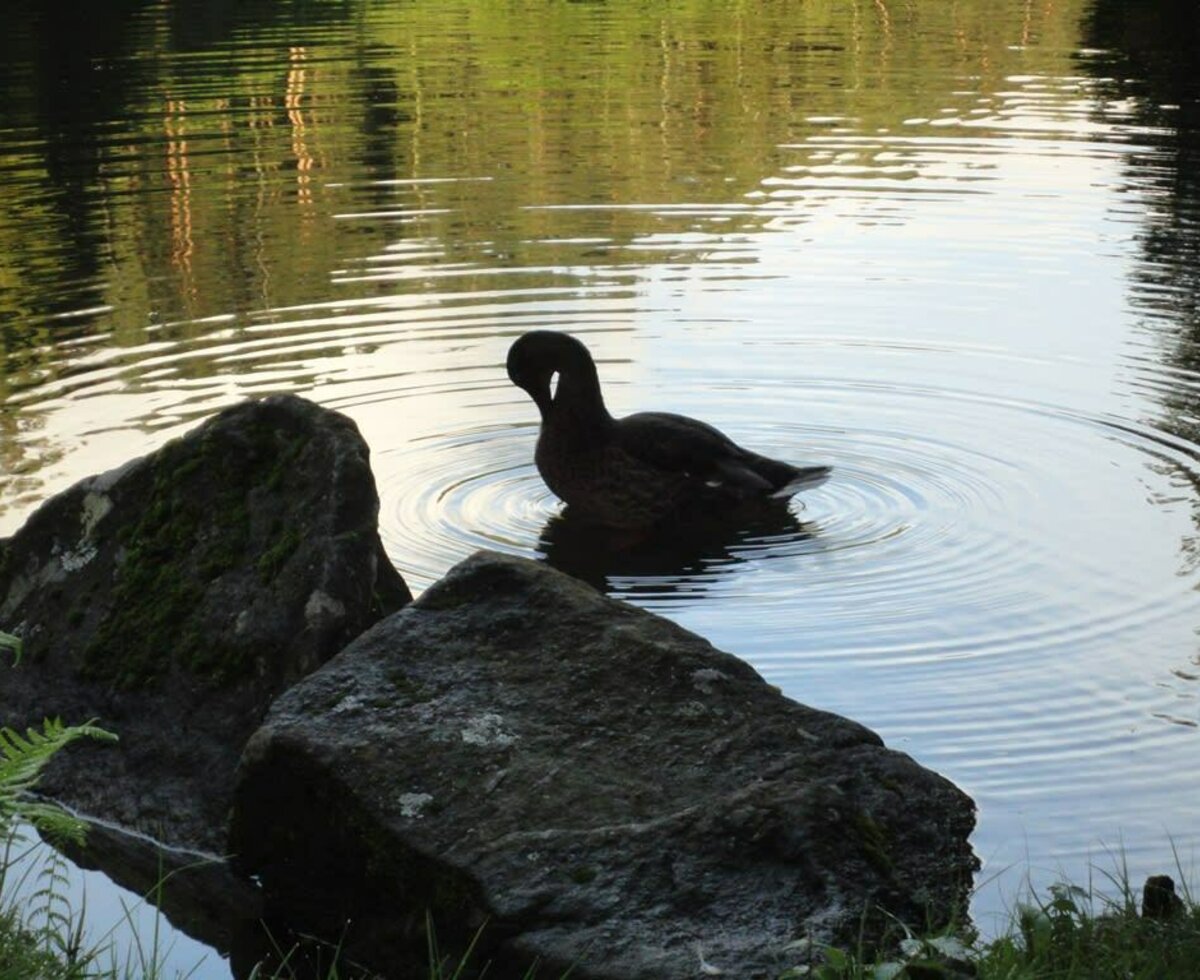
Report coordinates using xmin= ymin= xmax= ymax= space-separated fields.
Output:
xmin=1142 ymin=874 xmax=1185 ymax=920
xmin=231 ymin=551 xmax=977 ymax=980
xmin=0 ymin=395 xmax=411 ymax=854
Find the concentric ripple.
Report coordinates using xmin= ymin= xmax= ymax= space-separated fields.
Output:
xmin=377 ymin=415 xmax=558 ymax=589
xmin=372 ymin=368 xmax=1200 ymax=677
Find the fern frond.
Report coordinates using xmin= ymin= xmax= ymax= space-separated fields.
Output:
xmin=0 ymin=717 xmax=117 ymax=843
xmin=0 ymin=630 xmax=20 ymax=667
xmin=19 ymin=803 xmax=93 ymax=848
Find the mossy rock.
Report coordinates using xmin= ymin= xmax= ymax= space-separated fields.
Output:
xmin=0 ymin=395 xmax=411 ymax=853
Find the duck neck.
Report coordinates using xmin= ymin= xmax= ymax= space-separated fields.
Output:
xmin=549 ymin=365 xmax=613 ymax=435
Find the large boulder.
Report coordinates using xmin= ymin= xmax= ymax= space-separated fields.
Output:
xmin=231 ymin=551 xmax=977 ymax=979
xmin=0 ymin=394 xmax=411 ymax=856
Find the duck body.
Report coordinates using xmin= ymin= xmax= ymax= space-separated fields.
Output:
xmin=507 ymin=330 xmax=830 ymax=530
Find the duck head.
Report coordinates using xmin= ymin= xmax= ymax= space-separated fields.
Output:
xmin=506 ymin=330 xmax=606 ymax=420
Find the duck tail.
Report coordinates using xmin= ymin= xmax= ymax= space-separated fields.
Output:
xmin=769 ymin=465 xmax=832 ymax=499
xmin=741 ymin=449 xmax=831 ymax=498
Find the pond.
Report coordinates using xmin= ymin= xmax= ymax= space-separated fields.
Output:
xmin=2 ymin=0 xmax=1199 ymax=975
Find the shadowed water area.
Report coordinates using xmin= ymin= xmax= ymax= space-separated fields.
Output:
xmin=2 ymin=0 xmax=1200 ymax=974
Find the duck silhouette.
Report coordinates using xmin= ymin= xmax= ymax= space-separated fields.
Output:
xmin=506 ymin=330 xmax=830 ymax=530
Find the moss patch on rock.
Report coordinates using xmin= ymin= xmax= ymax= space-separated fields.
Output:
xmin=80 ymin=433 xmax=259 ymax=688
xmin=71 ymin=409 xmax=359 ymax=688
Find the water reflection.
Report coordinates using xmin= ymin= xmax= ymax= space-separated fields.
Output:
xmin=1080 ymin=1 xmax=1200 ymax=728
xmin=0 ymin=0 xmax=1099 ymax=515
xmin=538 ymin=500 xmax=817 ymax=599
xmin=1084 ymin=1 xmax=1200 ymax=439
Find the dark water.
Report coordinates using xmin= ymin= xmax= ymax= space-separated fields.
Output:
xmin=2 ymin=0 xmax=1200 ymax=974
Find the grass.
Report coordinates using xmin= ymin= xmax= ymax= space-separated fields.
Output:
xmin=789 ymin=860 xmax=1200 ymax=980
xmin=976 ymin=873 xmax=1200 ymax=979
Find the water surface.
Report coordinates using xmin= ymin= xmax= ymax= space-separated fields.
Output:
xmin=2 ymin=0 xmax=1199 ymax=974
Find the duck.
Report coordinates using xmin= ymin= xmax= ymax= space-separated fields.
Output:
xmin=506 ymin=330 xmax=830 ymax=530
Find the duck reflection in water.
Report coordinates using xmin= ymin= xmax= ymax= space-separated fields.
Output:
xmin=535 ymin=500 xmax=818 ymax=596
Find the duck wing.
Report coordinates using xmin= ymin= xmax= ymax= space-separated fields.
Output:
xmin=614 ymin=411 xmax=777 ymax=494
